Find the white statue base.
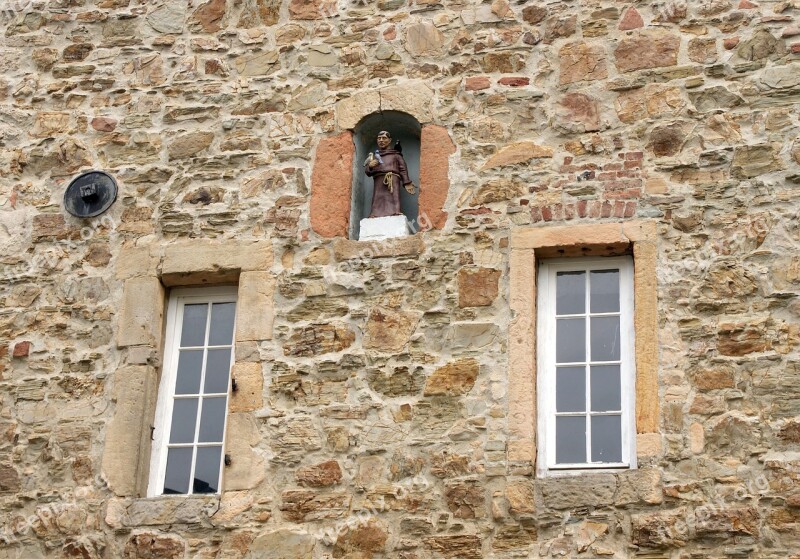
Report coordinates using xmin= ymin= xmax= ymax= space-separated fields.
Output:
xmin=359 ymin=215 xmax=411 ymax=241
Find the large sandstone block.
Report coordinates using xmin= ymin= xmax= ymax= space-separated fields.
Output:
xmin=101 ymin=366 xmax=158 ymax=497
xmin=224 ymin=413 xmax=266 ymax=491
xmin=229 ymin=362 xmax=263 ymax=412
xmin=235 ymin=271 xmax=275 ymax=342
xmin=116 ymin=277 xmax=165 ymax=349
xmin=419 ymin=124 xmax=456 ymax=230
xmin=310 ymin=132 xmax=354 ymax=238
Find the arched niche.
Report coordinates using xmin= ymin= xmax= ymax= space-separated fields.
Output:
xmin=350 ymin=111 xmax=422 ymax=240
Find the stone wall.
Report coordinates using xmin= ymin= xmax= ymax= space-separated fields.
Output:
xmin=0 ymin=0 xmax=799 ymax=557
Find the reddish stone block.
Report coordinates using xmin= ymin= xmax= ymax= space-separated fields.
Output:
xmin=91 ymin=117 xmax=117 ymax=132
xmin=624 ymin=201 xmax=637 ymax=217
xmin=626 ymin=151 xmax=644 ymax=160
xmin=618 ymin=7 xmax=644 ymax=30
xmin=577 ymin=200 xmax=588 ymax=217
xmin=310 ymin=131 xmax=354 ymax=238
xmin=531 ymin=207 xmax=542 ymax=222
xmin=465 ymin=76 xmax=491 ymax=91
xmin=541 ymin=206 xmax=553 ymax=221
xmin=601 ymin=201 xmax=613 ymax=218
xmin=792 ymin=43 xmax=800 ymax=53
xmin=419 ymin=124 xmax=456 ymax=231
xmin=724 ymin=37 xmax=740 ymax=49
xmin=738 ymin=0 xmax=758 ymax=8
xmin=498 ymin=76 xmax=530 ymax=87
xmin=12 ymin=341 xmax=31 ymax=358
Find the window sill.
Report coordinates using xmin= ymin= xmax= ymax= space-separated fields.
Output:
xmin=106 ymin=494 xmax=221 ymax=530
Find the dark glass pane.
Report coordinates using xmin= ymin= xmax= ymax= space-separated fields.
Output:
xmin=204 ymin=348 xmax=232 ymax=394
xmin=590 ymin=316 xmax=620 ymax=361
xmin=590 ymin=269 xmax=620 ymax=313
xmin=180 ymin=304 xmax=208 ymax=347
xmin=175 ymin=350 xmax=203 ymax=395
xmin=163 ymin=447 xmax=192 ymax=495
xmin=556 ymin=416 xmax=586 ymax=464
xmin=193 ymin=446 xmax=223 ymax=494
xmin=591 ymin=415 xmax=622 ymax=463
xmin=556 ymin=366 xmax=585 ymax=412
xmin=169 ymin=398 xmax=198 ymax=444
xmin=198 ymin=397 xmax=227 ymax=443
xmin=556 ymin=318 xmax=585 ymax=363
xmin=591 ymin=365 xmax=621 ymax=412
xmin=209 ymin=302 xmax=236 ymax=346
xmin=556 ymin=271 xmax=585 ymax=315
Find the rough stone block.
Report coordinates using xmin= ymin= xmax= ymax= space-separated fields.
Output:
xmin=235 ymin=271 xmax=274 ymax=342
xmin=538 ymin=474 xmax=616 ymax=509
xmin=116 ymin=277 xmax=165 ymax=349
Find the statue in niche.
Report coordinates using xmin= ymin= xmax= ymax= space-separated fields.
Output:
xmin=364 ymin=130 xmax=416 ymax=218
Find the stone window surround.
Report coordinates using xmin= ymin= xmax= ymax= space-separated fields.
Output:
xmin=101 ymin=239 xmax=272 ymax=499
xmin=508 ymin=221 xmax=660 ymax=471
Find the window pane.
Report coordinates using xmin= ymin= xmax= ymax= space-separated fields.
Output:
xmin=180 ymin=304 xmax=208 ymax=347
xmin=590 ymin=316 xmax=620 ymax=361
xmin=163 ymin=447 xmax=193 ymax=494
xmin=590 ymin=270 xmax=620 ymax=313
xmin=556 ymin=416 xmax=586 ymax=464
xmin=556 ymin=271 xmax=585 ymax=315
xmin=556 ymin=366 xmax=585 ymax=412
xmin=169 ymin=398 xmax=198 ymax=444
xmin=204 ymin=348 xmax=232 ymax=394
xmin=193 ymin=446 xmax=223 ymax=494
xmin=591 ymin=365 xmax=621 ymax=412
xmin=198 ymin=397 xmax=227 ymax=443
xmin=208 ymin=302 xmax=236 ymax=346
xmin=591 ymin=415 xmax=622 ymax=463
xmin=556 ymin=318 xmax=585 ymax=363
xmin=175 ymin=350 xmax=203 ymax=395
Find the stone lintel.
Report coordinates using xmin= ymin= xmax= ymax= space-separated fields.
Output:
xmin=510 ymin=220 xmax=656 ymax=253
xmin=161 ymin=239 xmax=273 ymax=286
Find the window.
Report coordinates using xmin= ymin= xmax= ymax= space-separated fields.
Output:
xmin=148 ymin=287 xmax=237 ymax=496
xmin=537 ymin=256 xmax=636 ymax=472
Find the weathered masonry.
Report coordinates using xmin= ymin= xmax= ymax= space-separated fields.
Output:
xmin=1 ymin=0 xmax=800 ymax=558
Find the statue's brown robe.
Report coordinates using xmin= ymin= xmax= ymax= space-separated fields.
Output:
xmin=365 ymin=149 xmax=412 ymax=218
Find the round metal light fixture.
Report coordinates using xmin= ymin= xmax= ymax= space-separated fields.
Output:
xmin=63 ymin=170 xmax=118 ymax=218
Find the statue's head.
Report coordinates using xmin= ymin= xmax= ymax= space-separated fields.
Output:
xmin=376 ymin=130 xmax=391 ymax=150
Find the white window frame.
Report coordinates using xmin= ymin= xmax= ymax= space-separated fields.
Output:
xmin=147 ymin=286 xmax=238 ymax=497
xmin=537 ymin=256 xmax=636 ymax=476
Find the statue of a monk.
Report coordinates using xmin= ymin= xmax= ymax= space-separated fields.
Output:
xmin=365 ymin=130 xmax=416 ymax=218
